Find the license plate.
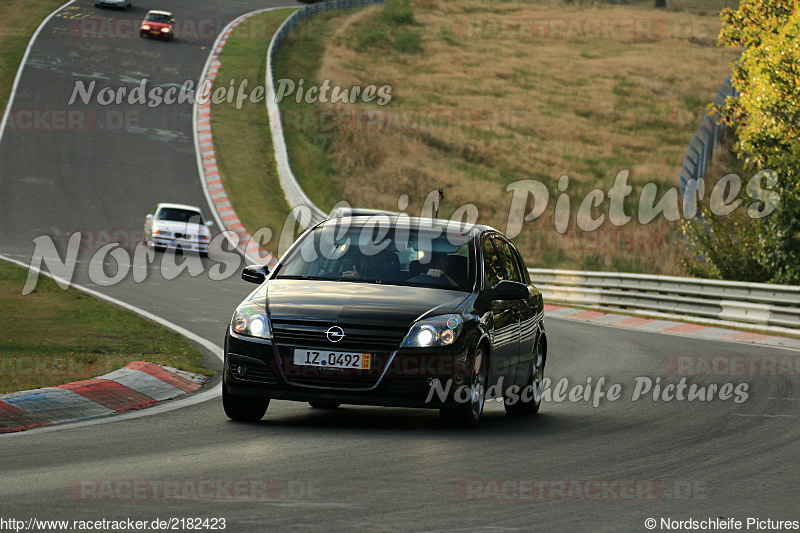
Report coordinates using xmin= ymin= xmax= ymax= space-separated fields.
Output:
xmin=293 ymin=349 xmax=371 ymax=370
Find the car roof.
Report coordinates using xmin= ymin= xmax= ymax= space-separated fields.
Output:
xmin=147 ymin=10 xmax=172 ymax=16
xmin=156 ymin=203 xmax=202 ymax=212
xmin=319 ymin=215 xmax=496 ymax=235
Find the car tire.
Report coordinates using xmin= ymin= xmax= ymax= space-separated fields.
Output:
xmin=222 ymin=383 xmax=269 ymax=422
xmin=505 ymin=338 xmax=544 ymax=415
xmin=440 ymin=346 xmax=486 ymax=428
xmin=309 ymin=401 xmax=340 ymax=409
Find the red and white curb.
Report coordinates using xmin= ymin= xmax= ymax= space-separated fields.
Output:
xmin=0 ymin=362 xmax=208 ymax=434
xmin=195 ymin=9 xmax=288 ymax=268
xmin=545 ymin=305 xmax=800 ymax=350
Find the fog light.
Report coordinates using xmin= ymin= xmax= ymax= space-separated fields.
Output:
xmin=233 ymin=364 xmax=247 ymax=377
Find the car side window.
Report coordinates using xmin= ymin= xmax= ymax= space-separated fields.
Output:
xmin=512 ymin=245 xmax=531 ymax=285
xmin=483 ymin=237 xmax=505 ymax=288
xmin=495 ymin=237 xmax=524 ymax=284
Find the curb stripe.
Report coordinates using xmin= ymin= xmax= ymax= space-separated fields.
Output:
xmin=128 ymin=361 xmax=200 ymax=393
xmin=193 ymin=8 xmax=293 ymax=267
xmin=0 ymin=362 xmax=207 ymax=434
xmin=2 ymin=388 xmax=112 ymax=422
xmin=57 ymin=379 xmax=156 ymax=412
xmin=545 ymin=305 xmax=800 ymax=351
xmin=0 ymin=401 xmax=52 ymax=433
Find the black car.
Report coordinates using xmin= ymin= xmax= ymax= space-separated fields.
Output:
xmin=223 ymin=216 xmax=546 ymax=427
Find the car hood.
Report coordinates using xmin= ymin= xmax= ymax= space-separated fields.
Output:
xmin=143 ymin=21 xmax=171 ymax=29
xmin=153 ymin=220 xmax=209 ymax=235
xmin=255 ymin=279 xmax=469 ymax=327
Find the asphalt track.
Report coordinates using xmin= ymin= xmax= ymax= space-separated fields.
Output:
xmin=1 ymin=1 xmax=799 ymax=531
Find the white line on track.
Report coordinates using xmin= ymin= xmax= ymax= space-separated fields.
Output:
xmin=733 ymin=414 xmax=800 ymax=418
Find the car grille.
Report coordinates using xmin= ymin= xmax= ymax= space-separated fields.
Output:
xmin=271 ymin=320 xmax=407 ymax=390
xmin=271 ymin=320 xmax=407 ymax=352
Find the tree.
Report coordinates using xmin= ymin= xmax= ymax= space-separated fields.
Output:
xmin=710 ymin=0 xmax=800 ymax=284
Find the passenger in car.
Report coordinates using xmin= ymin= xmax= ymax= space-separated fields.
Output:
xmin=407 ymin=252 xmax=458 ymax=287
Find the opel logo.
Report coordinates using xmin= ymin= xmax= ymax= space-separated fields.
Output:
xmin=326 ymin=326 xmax=345 ymax=343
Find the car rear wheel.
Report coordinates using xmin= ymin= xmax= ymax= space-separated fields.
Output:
xmin=440 ymin=346 xmax=486 ymax=427
xmin=308 ymin=401 xmax=340 ymax=409
xmin=222 ymin=383 xmax=269 ymax=422
xmin=505 ymin=337 xmax=544 ymax=415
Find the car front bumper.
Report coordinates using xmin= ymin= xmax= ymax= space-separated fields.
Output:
xmin=141 ymin=28 xmax=172 ymax=38
xmin=151 ymin=236 xmax=209 ymax=252
xmin=223 ymin=331 xmax=473 ymax=409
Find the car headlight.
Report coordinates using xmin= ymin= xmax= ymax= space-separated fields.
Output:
xmin=402 ymin=314 xmax=463 ymax=348
xmin=231 ymin=302 xmax=271 ymax=339
xmin=142 ymin=24 xmax=150 ymax=30
xmin=153 ymin=229 xmax=172 ymax=236
xmin=161 ymin=27 xmax=171 ymax=32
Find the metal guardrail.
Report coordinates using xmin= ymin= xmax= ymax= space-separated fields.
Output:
xmin=265 ymin=0 xmax=386 ymax=227
xmin=679 ymin=77 xmax=737 ymax=202
xmin=529 ymin=269 xmax=800 ymax=330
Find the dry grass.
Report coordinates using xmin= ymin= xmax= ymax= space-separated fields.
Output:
xmin=277 ymin=0 xmax=741 ymax=274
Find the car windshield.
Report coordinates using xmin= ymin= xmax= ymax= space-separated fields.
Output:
xmin=146 ymin=13 xmax=172 ymax=23
xmin=157 ymin=208 xmax=202 ymax=223
xmin=276 ymin=221 xmax=474 ymax=291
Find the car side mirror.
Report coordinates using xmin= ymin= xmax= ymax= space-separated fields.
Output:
xmin=241 ymin=265 xmax=269 ymax=284
xmin=491 ymin=280 xmax=529 ymax=301
xmin=145 ymin=214 xmax=153 ymax=219
xmin=205 ymin=220 xmax=213 ymax=227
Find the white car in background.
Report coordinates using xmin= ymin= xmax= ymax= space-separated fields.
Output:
xmin=144 ymin=203 xmax=213 ymax=254
xmin=94 ymin=0 xmax=131 ymax=9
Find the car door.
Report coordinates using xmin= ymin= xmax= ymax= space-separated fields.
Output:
xmin=482 ymin=235 xmax=520 ymax=388
xmin=495 ymin=237 xmax=538 ymax=386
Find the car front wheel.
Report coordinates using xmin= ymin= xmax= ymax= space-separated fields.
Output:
xmin=222 ymin=383 xmax=269 ymax=422
xmin=440 ymin=346 xmax=486 ymax=427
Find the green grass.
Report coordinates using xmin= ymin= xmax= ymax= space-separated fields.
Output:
xmin=0 ymin=0 xmax=68 ymax=115
xmin=0 ymin=262 xmax=209 ymax=394
xmin=272 ymin=10 xmax=354 ymax=213
xmin=209 ymin=9 xmax=296 ymax=248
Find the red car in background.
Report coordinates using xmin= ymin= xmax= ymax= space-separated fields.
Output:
xmin=140 ymin=10 xmax=175 ymax=40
